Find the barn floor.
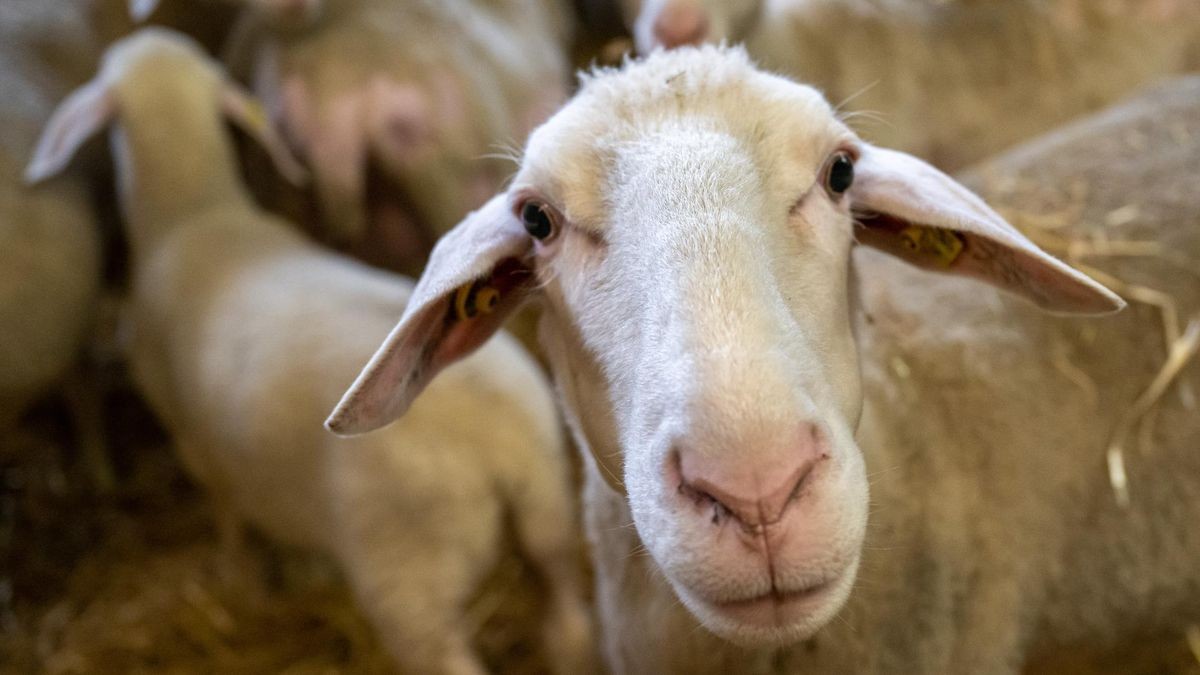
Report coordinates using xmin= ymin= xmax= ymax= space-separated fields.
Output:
xmin=1 ymin=376 xmax=552 ymax=675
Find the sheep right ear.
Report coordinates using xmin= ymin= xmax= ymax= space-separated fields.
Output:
xmin=850 ymin=144 xmax=1124 ymax=314
xmin=220 ymin=81 xmax=310 ymax=186
xmin=130 ymin=0 xmax=160 ymax=22
xmin=25 ymin=79 xmax=115 ymax=184
xmin=326 ymin=195 xmax=536 ymax=436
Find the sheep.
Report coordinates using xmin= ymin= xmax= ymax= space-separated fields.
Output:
xmin=613 ymin=0 xmax=1200 ymax=169
xmin=0 ymin=1 xmax=245 ymax=487
xmin=132 ymin=0 xmax=573 ymax=276
xmin=27 ymin=28 xmax=593 ymax=674
xmin=326 ymin=45 xmax=1200 ymax=673
xmin=0 ymin=1 xmax=103 ymax=431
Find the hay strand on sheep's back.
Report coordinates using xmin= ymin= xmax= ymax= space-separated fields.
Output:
xmin=1106 ymin=318 xmax=1200 ymax=507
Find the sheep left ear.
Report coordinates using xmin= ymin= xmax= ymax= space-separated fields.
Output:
xmin=25 ymin=78 xmax=115 ymax=184
xmin=850 ymin=144 xmax=1124 ymax=314
xmin=326 ymin=195 xmax=536 ymax=436
xmin=220 ymin=81 xmax=309 ymax=186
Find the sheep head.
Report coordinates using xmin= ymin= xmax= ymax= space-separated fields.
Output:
xmin=327 ymin=46 xmax=1121 ymax=647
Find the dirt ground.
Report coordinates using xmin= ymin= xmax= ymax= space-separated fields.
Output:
xmin=1 ymin=373 xmax=555 ymax=675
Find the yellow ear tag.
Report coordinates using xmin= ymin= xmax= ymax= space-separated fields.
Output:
xmin=475 ymin=287 xmax=500 ymax=314
xmin=898 ymin=226 xmax=965 ymax=268
xmin=454 ymin=282 xmax=501 ymax=321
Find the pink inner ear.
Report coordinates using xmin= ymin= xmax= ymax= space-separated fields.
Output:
xmin=854 ymin=213 xmax=964 ymax=270
xmin=855 ymin=213 xmax=1121 ymax=314
xmin=849 ymin=144 xmax=1123 ymax=315
xmin=327 ymin=194 xmax=532 ymax=435
xmin=434 ymin=258 xmax=536 ymax=365
xmin=326 ymin=257 xmax=534 ymax=435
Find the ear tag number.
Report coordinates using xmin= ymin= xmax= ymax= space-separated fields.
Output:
xmin=898 ymin=226 xmax=965 ymax=268
xmin=454 ymin=281 xmax=501 ymax=321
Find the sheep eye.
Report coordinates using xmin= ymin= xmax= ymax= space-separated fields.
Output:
xmin=826 ymin=152 xmax=854 ymax=196
xmin=521 ymin=202 xmax=555 ymax=240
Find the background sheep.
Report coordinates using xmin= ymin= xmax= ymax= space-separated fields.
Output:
xmin=328 ymin=47 xmax=1200 ymax=673
xmin=611 ymin=0 xmax=1200 ymax=168
xmin=946 ymin=73 xmax=1200 ymax=674
xmin=26 ymin=28 xmax=592 ymax=675
xmin=132 ymin=0 xmax=574 ymax=275
xmin=0 ymin=1 xmax=105 ymax=483
xmin=0 ymin=0 xmax=248 ymax=485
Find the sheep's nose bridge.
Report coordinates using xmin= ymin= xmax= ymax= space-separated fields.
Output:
xmin=618 ymin=126 xmax=758 ymax=214
xmin=676 ymin=244 xmax=795 ymax=365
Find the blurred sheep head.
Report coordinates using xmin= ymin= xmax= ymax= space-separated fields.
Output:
xmin=621 ymin=0 xmax=764 ymax=53
xmin=26 ymin=29 xmax=307 ymax=208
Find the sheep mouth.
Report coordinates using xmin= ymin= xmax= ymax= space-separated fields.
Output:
xmin=672 ymin=562 xmax=859 ymax=646
xmin=708 ymin=579 xmax=836 ymax=627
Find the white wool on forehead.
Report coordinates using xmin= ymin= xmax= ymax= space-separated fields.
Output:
xmin=576 ymin=45 xmax=767 ymax=110
xmin=563 ymin=46 xmax=840 ymax=163
xmin=576 ymin=43 xmax=835 ymax=117
xmin=515 ymin=46 xmax=850 ymax=264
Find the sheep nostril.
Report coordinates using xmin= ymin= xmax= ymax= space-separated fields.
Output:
xmin=678 ymin=481 xmax=731 ymax=524
xmin=709 ymin=498 xmax=729 ymax=525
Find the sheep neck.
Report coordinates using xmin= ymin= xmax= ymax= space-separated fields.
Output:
xmin=110 ymin=103 xmax=249 ymax=261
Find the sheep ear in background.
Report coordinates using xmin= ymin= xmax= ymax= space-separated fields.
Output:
xmin=25 ymin=79 xmax=115 ymax=184
xmin=220 ymin=82 xmax=309 ymax=186
xmin=850 ymin=144 xmax=1124 ymax=315
xmin=326 ymin=195 xmax=535 ymax=436
xmin=129 ymin=0 xmax=160 ymax=22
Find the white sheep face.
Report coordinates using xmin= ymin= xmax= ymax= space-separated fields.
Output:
xmin=514 ymin=52 xmax=869 ymax=646
xmin=622 ymin=0 xmax=764 ymax=53
xmin=326 ymin=46 xmax=1120 ymax=649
